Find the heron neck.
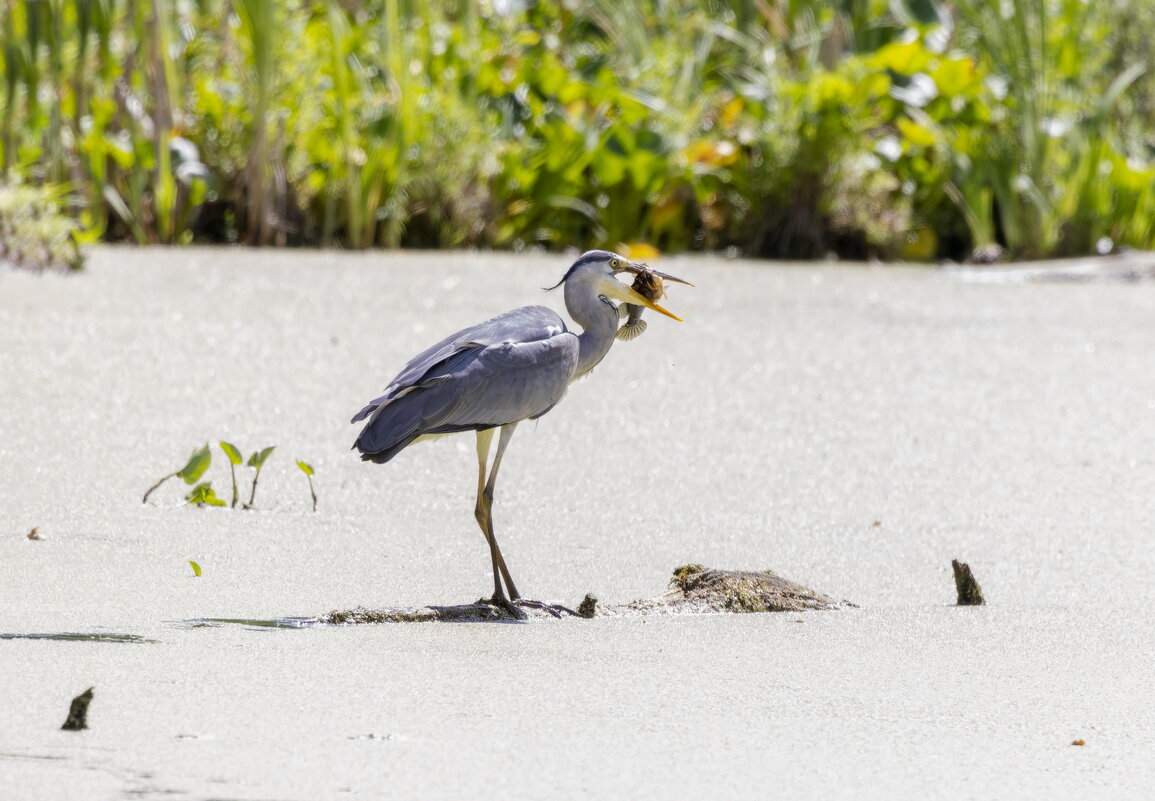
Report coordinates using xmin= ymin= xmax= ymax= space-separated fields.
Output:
xmin=566 ymin=282 xmax=620 ymax=379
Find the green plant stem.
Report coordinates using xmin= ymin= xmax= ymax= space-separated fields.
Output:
xmin=229 ymin=461 xmax=238 ymax=508
xmin=246 ymin=466 xmax=262 ymax=508
xmin=307 ymin=474 xmax=317 ymax=512
xmin=142 ymin=472 xmax=177 ymax=504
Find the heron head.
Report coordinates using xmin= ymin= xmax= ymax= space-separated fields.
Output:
xmin=548 ymin=250 xmax=692 ymax=321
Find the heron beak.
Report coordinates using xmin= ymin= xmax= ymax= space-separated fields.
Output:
xmin=624 ymin=286 xmax=683 ymax=322
xmin=615 ymin=262 xmax=690 ymax=321
xmin=619 ymin=262 xmax=695 ymax=287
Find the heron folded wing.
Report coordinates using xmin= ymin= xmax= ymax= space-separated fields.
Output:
xmin=354 ymin=333 xmax=580 ymax=462
xmin=350 ymin=339 xmax=487 ymax=424
xmin=350 ymin=384 xmax=417 ymax=424
xmin=351 ymin=306 xmax=569 ymax=424
xmin=420 ymin=336 xmax=580 ymax=432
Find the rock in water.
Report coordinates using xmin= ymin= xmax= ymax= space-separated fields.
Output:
xmin=602 ymin=564 xmax=851 ymax=615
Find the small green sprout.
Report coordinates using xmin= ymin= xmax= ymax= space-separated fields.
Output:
xmin=188 ymin=560 xmax=202 ymax=577
xmin=244 ymin=446 xmax=276 ymax=508
xmin=219 ymin=441 xmax=243 ymax=508
xmin=143 ymin=445 xmax=212 ymax=504
xmin=185 ymin=482 xmax=226 ymax=507
xmin=296 ymin=460 xmax=317 ymax=511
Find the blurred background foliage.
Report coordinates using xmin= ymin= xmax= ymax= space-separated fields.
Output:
xmin=2 ymin=0 xmax=1153 ymax=262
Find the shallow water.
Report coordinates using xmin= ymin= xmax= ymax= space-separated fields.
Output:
xmin=2 ymin=248 xmax=1154 ymax=799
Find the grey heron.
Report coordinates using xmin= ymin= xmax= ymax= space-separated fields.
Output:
xmin=352 ymin=250 xmax=690 ymax=617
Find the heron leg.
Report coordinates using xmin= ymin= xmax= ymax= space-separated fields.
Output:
xmin=471 ymin=425 xmax=578 ymax=620
xmin=474 ymin=426 xmax=520 ymax=602
xmin=481 ymin=423 xmax=522 ymax=600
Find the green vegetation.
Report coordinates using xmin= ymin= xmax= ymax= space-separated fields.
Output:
xmin=188 ymin=559 xmax=203 ymax=577
xmin=244 ymin=445 xmax=275 ymax=508
xmin=0 ymin=181 xmax=91 ymax=270
xmin=296 ymin=460 xmax=317 ymax=512
xmin=2 ymin=0 xmax=1152 ymax=261
xmin=186 ymin=481 xmax=227 ymax=506
xmin=218 ymin=440 xmax=243 ymax=508
xmin=143 ymin=441 xmax=313 ymax=509
xmin=141 ymin=444 xmax=212 ymax=504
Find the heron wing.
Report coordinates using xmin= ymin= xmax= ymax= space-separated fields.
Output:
xmin=352 ymin=307 xmax=579 ymax=464
xmin=350 ymin=305 xmax=567 ymax=423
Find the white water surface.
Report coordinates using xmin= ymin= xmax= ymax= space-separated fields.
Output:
xmin=2 ymin=248 xmax=1153 ymax=799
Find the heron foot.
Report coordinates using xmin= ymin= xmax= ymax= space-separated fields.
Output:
xmin=512 ymin=598 xmax=583 ymax=619
xmin=480 ymin=595 xmax=528 ymax=621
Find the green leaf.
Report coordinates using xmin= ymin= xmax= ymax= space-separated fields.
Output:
xmin=188 ymin=560 xmax=202 ymax=577
xmin=932 ymin=56 xmax=980 ymax=98
xmin=247 ymin=446 xmax=276 ymax=469
xmin=897 ymin=116 xmax=936 ymax=148
xmin=296 ymin=460 xmax=315 ymax=476
xmin=177 ymin=445 xmax=212 ymax=485
xmin=185 ymin=482 xmax=226 ymax=506
xmin=869 ymin=40 xmax=930 ymax=76
xmin=219 ymin=441 xmax=243 ymax=465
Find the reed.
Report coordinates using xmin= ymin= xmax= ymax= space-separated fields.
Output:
xmin=0 ymin=0 xmax=1151 ymax=260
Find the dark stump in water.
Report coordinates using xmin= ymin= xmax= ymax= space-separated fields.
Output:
xmin=319 ymin=565 xmax=852 ymax=623
xmin=576 ymin=593 xmax=599 ymax=619
xmin=61 ymin=687 xmax=94 ymax=731
xmin=951 ymin=559 xmax=986 ymax=606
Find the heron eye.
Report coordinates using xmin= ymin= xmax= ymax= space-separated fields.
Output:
xmin=610 ymin=258 xmax=620 ymax=269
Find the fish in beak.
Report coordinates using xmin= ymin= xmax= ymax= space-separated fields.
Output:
xmin=613 ymin=262 xmax=692 ymax=325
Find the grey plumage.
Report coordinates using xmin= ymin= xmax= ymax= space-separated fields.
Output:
xmin=351 ymin=306 xmax=577 ymax=464
xmin=351 ymin=250 xmax=689 ymax=613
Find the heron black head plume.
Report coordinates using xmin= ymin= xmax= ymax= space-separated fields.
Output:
xmin=544 ymin=250 xmax=621 ymax=291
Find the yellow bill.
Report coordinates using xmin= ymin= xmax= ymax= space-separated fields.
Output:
xmin=625 ymin=286 xmax=683 ymax=321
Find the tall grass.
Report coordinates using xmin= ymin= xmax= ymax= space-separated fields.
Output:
xmin=1 ymin=0 xmax=1152 ymax=260
xmin=951 ymin=0 xmax=1152 ymax=257
xmin=233 ymin=0 xmax=277 ymax=244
